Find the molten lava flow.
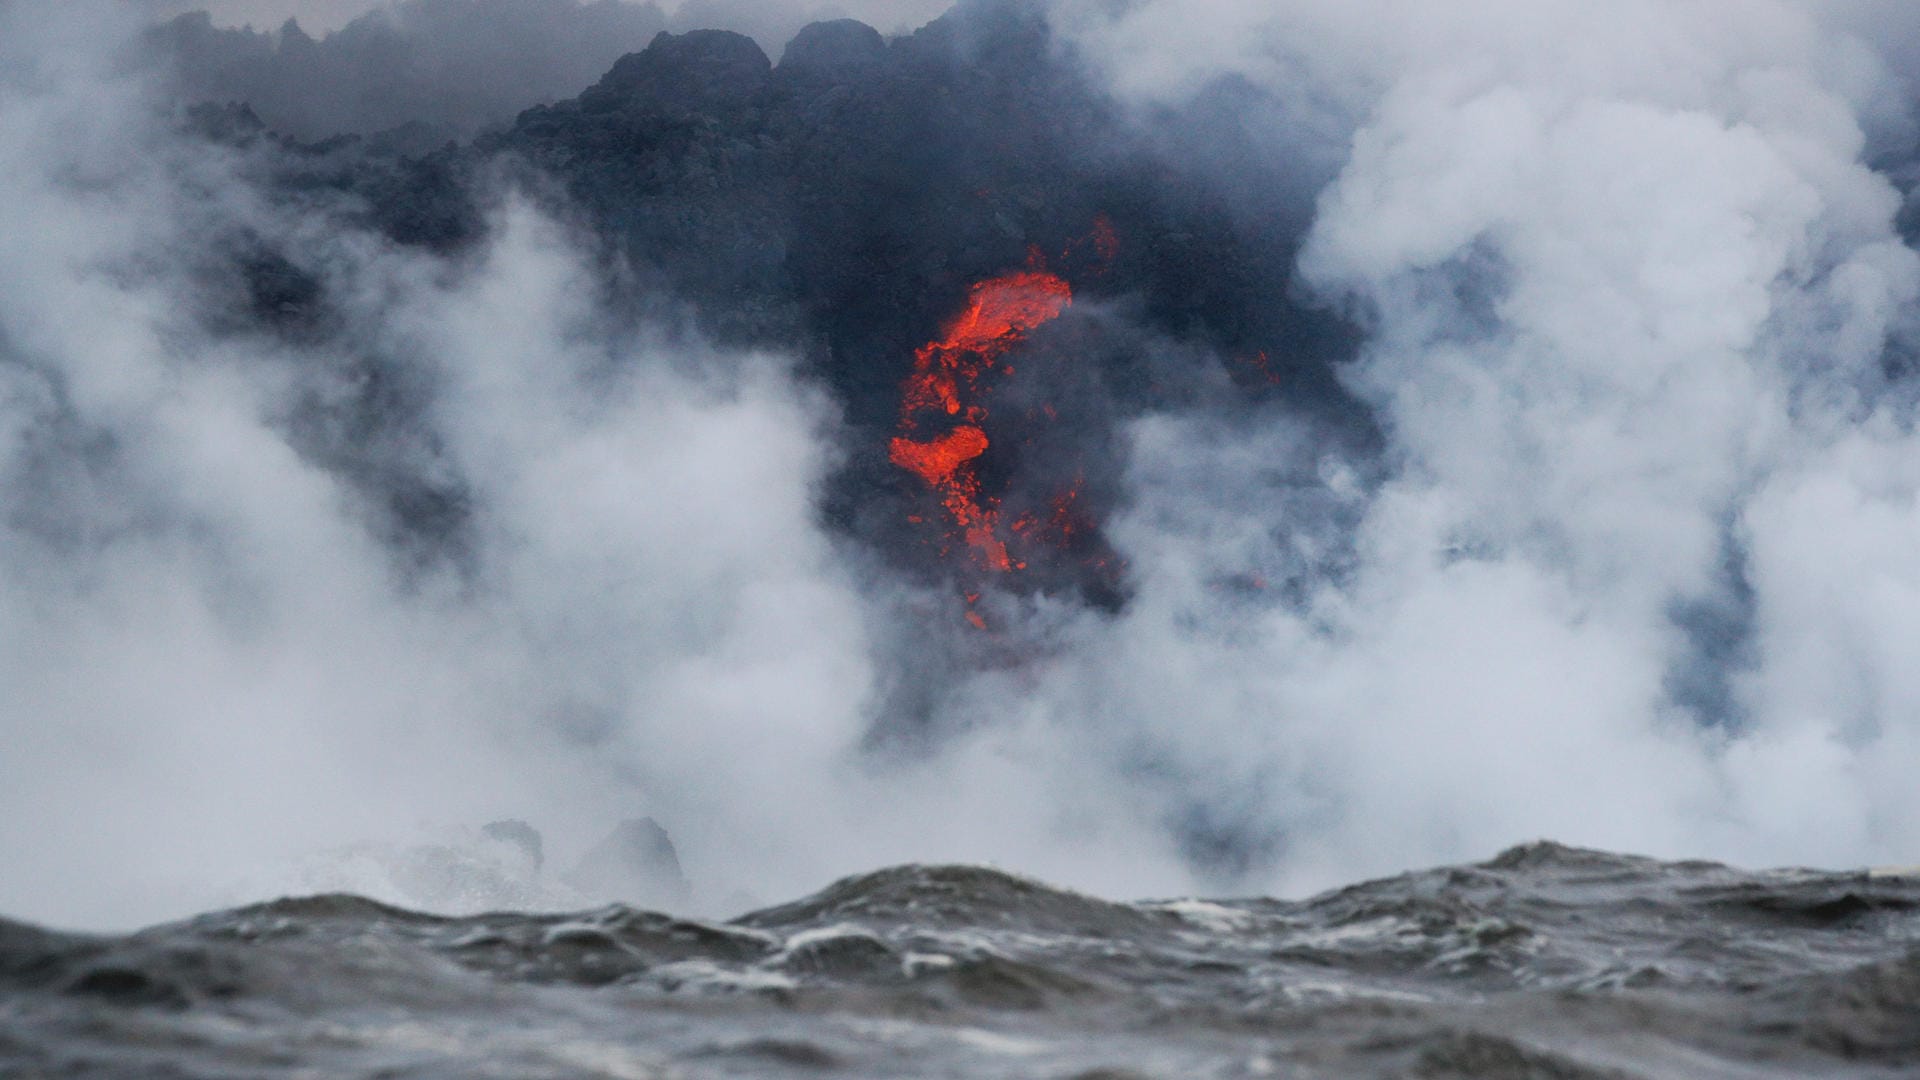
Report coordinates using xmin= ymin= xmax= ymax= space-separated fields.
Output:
xmin=887 ymin=223 xmax=1125 ymax=628
xmin=890 ymin=270 xmax=1072 ymax=575
xmin=925 ymin=270 xmax=1072 ymax=360
xmin=889 ymin=425 xmax=988 ymax=487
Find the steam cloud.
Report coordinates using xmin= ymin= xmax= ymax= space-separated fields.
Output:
xmin=6 ymin=0 xmax=1920 ymax=929
xmin=1044 ymin=0 xmax=1920 ymax=889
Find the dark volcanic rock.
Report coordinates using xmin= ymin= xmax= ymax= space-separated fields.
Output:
xmin=579 ymin=29 xmax=772 ymax=114
xmin=490 ymin=4 xmax=1348 ymax=418
xmin=479 ymin=5 xmax=1363 ymax=626
xmin=165 ymin=1 xmax=1367 ymax=626
xmin=779 ymin=19 xmax=886 ymax=74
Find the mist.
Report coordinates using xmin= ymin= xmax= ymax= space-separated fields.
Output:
xmin=1 ymin=0 xmax=867 ymax=925
xmin=2 ymin=0 xmax=1185 ymax=929
xmin=7 ymin=0 xmax=1920 ymax=931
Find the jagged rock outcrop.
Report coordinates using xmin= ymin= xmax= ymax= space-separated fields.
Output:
xmin=489 ymin=2 xmax=1347 ymax=416
xmin=580 ymin=29 xmax=772 ymax=113
xmin=779 ymin=19 xmax=886 ymax=75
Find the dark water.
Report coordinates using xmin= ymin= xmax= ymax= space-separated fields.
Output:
xmin=5 ymin=842 xmax=1919 ymax=1078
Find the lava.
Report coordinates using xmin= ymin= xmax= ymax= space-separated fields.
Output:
xmin=889 ymin=269 xmax=1072 ymax=574
xmin=889 ymin=425 xmax=989 ymax=488
xmin=885 ymin=222 xmax=1129 ymax=628
xmin=922 ymin=270 xmax=1071 ymax=361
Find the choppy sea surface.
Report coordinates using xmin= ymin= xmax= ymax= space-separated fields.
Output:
xmin=4 ymin=842 xmax=1919 ymax=1078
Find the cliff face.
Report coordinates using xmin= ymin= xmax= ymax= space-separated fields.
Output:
xmin=178 ymin=0 xmax=1362 ymax=610
xmin=488 ymin=1 xmax=1353 ymax=417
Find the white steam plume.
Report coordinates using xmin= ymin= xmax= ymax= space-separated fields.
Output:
xmin=0 ymin=1 xmax=870 ymax=927
xmin=1018 ymin=0 xmax=1920 ymax=889
xmin=1 ymin=0 xmax=1185 ymax=931
xmin=12 ymin=0 xmax=1920 ymax=930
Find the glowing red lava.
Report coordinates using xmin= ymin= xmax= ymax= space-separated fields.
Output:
xmin=889 ymin=270 xmax=1072 ymax=575
xmin=888 ymin=219 xmax=1128 ymax=629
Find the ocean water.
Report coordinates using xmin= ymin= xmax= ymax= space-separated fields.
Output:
xmin=4 ymin=842 xmax=1918 ymax=1078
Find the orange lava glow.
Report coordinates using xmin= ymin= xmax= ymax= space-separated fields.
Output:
xmin=889 ymin=425 xmax=989 ymax=487
xmin=891 ymin=270 xmax=1072 ymax=574
xmin=928 ymin=271 xmax=1071 ymax=360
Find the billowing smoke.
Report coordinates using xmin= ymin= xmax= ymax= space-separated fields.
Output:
xmin=0 ymin=0 xmax=1181 ymax=930
xmin=0 ymin=1 xmax=878 ymax=926
xmin=5 ymin=0 xmax=1920 ymax=930
xmin=1038 ymin=0 xmax=1920 ymax=889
